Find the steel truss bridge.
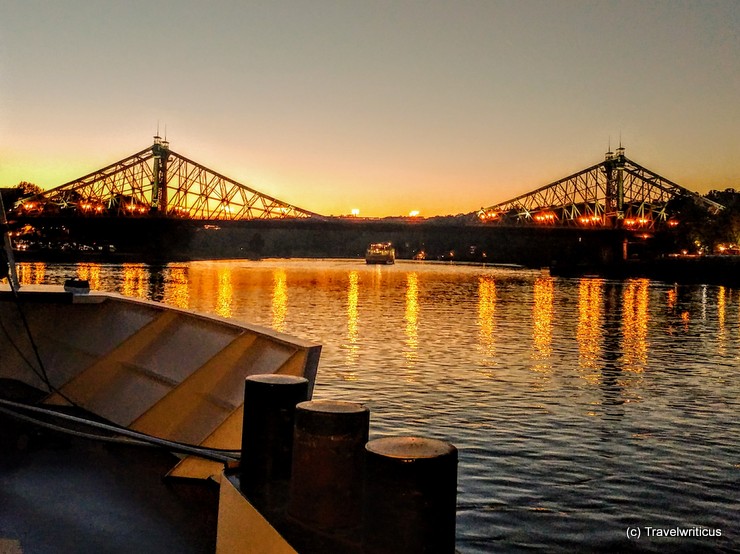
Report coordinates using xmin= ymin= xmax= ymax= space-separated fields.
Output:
xmin=477 ymin=147 xmax=723 ymax=229
xmin=15 ymin=137 xmax=320 ymax=221
xmin=12 ymin=139 xmax=722 ymax=228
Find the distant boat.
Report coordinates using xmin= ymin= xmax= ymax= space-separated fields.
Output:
xmin=365 ymin=242 xmax=395 ymax=264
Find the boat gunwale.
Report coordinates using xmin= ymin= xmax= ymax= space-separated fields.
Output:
xmin=0 ymin=284 xmax=322 ymax=351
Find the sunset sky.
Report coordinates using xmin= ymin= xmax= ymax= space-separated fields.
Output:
xmin=1 ymin=1 xmax=738 ymax=217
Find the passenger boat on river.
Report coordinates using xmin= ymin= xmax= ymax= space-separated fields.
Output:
xmin=365 ymin=242 xmax=395 ymax=264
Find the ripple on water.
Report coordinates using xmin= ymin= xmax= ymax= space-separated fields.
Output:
xmin=24 ymin=261 xmax=740 ymax=553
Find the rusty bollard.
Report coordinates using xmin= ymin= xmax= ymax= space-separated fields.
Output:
xmin=363 ymin=436 xmax=458 ymax=554
xmin=287 ymin=400 xmax=370 ymax=530
xmin=239 ymin=374 xmax=309 ymax=503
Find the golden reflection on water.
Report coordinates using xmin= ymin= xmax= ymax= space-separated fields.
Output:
xmin=717 ymin=286 xmax=726 ymax=353
xmin=17 ymin=262 xmax=46 ymax=286
xmin=666 ymin=287 xmax=677 ymax=310
xmin=477 ymin=276 xmax=497 ymax=366
xmin=622 ymin=279 xmax=649 ymax=372
xmin=404 ymin=272 xmax=419 ymax=364
xmin=345 ymin=270 xmax=360 ymax=369
xmin=76 ymin=263 xmax=100 ymax=290
xmin=164 ymin=266 xmax=190 ymax=309
xmin=372 ymin=264 xmax=383 ymax=288
xmin=577 ymin=279 xmax=603 ymax=384
xmin=33 ymin=262 xmax=46 ymax=284
xmin=15 ymin=263 xmax=28 ymax=285
xmin=121 ymin=264 xmax=148 ymax=298
xmin=216 ymin=267 xmax=233 ymax=318
xmin=531 ymin=276 xmax=554 ymax=374
xmin=271 ymin=269 xmax=288 ymax=332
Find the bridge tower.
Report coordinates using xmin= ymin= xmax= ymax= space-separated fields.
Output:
xmin=14 ymin=137 xmax=319 ymax=220
xmin=151 ymin=135 xmax=170 ymax=213
xmin=476 ymin=144 xmax=723 ymax=229
xmin=602 ymin=146 xmax=626 ymax=226
xmin=615 ymin=145 xmax=626 ymax=219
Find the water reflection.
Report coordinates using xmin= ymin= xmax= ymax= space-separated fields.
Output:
xmin=404 ymin=272 xmax=419 ymax=364
xmin=10 ymin=260 xmax=739 ymax=552
xmin=17 ymin=262 xmax=46 ymax=286
xmin=76 ymin=263 xmax=100 ymax=290
xmin=622 ymin=279 xmax=649 ymax=373
xmin=666 ymin=286 xmax=677 ymax=310
xmin=717 ymin=286 xmax=726 ymax=353
xmin=577 ymin=279 xmax=603 ymax=384
xmin=121 ymin=263 xmax=148 ymax=298
xmin=531 ymin=276 xmax=554 ymax=374
xmin=33 ymin=263 xmax=45 ymax=285
xmin=477 ymin=276 xmax=497 ymax=366
xmin=216 ymin=267 xmax=234 ymax=318
xmin=666 ymin=285 xmax=691 ymax=331
xmin=346 ymin=270 xmax=360 ymax=367
xmin=586 ymin=282 xmax=630 ymax=416
xmin=164 ymin=265 xmax=190 ymax=309
xmin=271 ymin=269 xmax=287 ymax=332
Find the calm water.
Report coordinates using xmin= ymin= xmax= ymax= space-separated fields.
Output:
xmin=18 ymin=259 xmax=739 ymax=553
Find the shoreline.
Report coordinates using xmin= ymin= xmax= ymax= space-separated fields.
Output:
xmin=12 ymin=250 xmax=740 ymax=288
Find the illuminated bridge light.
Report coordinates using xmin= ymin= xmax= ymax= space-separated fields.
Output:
xmin=534 ymin=212 xmax=556 ymax=223
xmin=624 ymin=217 xmax=651 ymax=227
xmin=14 ymin=139 xmax=722 ymax=224
xmin=477 ymin=210 xmax=499 ymax=221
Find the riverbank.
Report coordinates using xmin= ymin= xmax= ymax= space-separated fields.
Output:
xmin=9 ymin=215 xmax=634 ymax=267
xmin=550 ymin=254 xmax=740 ymax=287
xmin=14 ymin=248 xmax=740 ymax=288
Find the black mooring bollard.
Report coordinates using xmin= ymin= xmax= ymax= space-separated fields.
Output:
xmin=287 ymin=400 xmax=370 ymax=530
xmin=239 ymin=374 xmax=309 ymax=502
xmin=362 ymin=436 xmax=458 ymax=554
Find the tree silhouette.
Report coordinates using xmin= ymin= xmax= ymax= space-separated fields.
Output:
xmin=16 ymin=181 xmax=43 ymax=197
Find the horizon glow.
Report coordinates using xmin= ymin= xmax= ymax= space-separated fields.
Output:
xmin=1 ymin=2 xmax=738 ymax=217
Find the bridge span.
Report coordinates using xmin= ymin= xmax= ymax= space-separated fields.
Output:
xmin=9 ymin=137 xmax=722 ymax=230
xmin=2 ymin=137 xmax=725 ymax=270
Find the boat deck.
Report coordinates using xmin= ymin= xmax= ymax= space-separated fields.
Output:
xmin=0 ymin=389 xmax=219 ymax=554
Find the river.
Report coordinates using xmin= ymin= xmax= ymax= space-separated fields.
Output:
xmin=17 ymin=259 xmax=738 ymax=553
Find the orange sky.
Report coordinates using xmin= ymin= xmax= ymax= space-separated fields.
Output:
xmin=1 ymin=2 xmax=738 ymax=217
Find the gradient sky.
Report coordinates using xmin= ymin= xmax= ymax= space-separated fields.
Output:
xmin=1 ymin=1 xmax=738 ymax=217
